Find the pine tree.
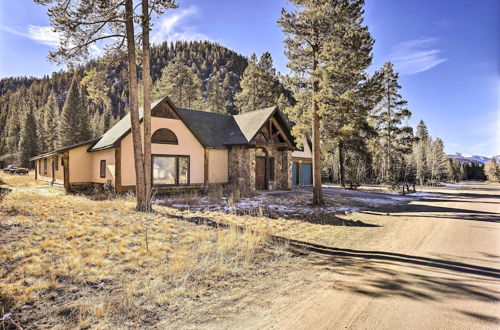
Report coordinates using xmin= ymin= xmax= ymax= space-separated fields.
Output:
xmin=414 ymin=120 xmax=429 ymax=185
xmin=152 ymin=58 xmax=202 ymax=109
xmin=205 ymin=70 xmax=229 ymax=113
xmin=279 ymin=0 xmax=350 ymax=205
xmin=485 ymin=157 xmax=500 ymax=182
xmin=370 ymin=62 xmax=412 ymax=184
xmin=428 ymin=138 xmax=448 ymax=183
xmin=18 ymin=106 xmax=38 ymax=168
xmin=317 ymin=0 xmax=375 ymax=187
xmin=235 ymin=52 xmax=279 ymax=113
xmin=43 ymin=91 xmax=59 ymax=151
xmin=58 ymin=74 xmax=91 ymax=147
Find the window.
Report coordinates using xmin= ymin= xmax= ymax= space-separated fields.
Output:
xmin=43 ymin=158 xmax=47 ymax=175
xmin=268 ymin=157 xmax=275 ymax=181
xmin=100 ymin=160 xmax=106 ymax=178
xmin=152 ymin=128 xmax=178 ymax=144
xmin=61 ymin=156 xmax=64 ymax=167
xmin=152 ymin=155 xmax=189 ymax=185
xmin=54 ymin=157 xmax=58 ymax=171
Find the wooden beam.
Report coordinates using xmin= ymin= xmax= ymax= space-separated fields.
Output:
xmin=270 ymin=117 xmax=292 ymax=146
xmin=51 ymin=156 xmax=56 ymax=185
xmin=204 ymin=149 xmax=209 ymax=185
xmin=115 ymin=142 xmax=122 ymax=194
xmin=63 ymin=151 xmax=70 ymax=193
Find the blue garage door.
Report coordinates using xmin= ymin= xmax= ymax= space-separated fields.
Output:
xmin=300 ymin=163 xmax=312 ymax=186
xmin=292 ymin=163 xmax=298 ymax=186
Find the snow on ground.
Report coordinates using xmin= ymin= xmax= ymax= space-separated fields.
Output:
xmin=157 ymin=186 xmax=441 ymax=221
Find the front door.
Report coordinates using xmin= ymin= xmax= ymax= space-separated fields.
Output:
xmin=255 ymin=156 xmax=267 ymax=190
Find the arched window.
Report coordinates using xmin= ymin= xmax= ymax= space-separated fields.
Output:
xmin=152 ymin=128 xmax=178 ymax=145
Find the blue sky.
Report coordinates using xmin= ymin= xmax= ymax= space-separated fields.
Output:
xmin=1 ymin=0 xmax=498 ymax=156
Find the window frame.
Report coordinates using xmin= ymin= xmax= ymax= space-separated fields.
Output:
xmin=151 ymin=154 xmax=190 ymax=186
xmin=100 ymin=160 xmax=106 ymax=178
xmin=151 ymin=128 xmax=179 ymax=145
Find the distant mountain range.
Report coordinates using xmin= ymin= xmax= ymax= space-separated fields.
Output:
xmin=447 ymin=153 xmax=500 ymax=164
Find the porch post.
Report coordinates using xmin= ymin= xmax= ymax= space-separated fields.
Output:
xmin=63 ymin=151 xmax=70 ymax=193
xmin=114 ymin=142 xmax=122 ymax=194
xmin=204 ymin=149 xmax=209 ymax=186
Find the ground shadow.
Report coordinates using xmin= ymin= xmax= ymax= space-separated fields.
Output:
xmin=297 ymin=244 xmax=500 ymax=311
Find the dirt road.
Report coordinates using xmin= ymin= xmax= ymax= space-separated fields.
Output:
xmin=222 ymin=182 xmax=500 ymax=329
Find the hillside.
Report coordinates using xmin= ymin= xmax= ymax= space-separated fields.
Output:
xmin=447 ymin=152 xmax=500 ymax=164
xmin=0 ymin=41 xmax=249 ymax=165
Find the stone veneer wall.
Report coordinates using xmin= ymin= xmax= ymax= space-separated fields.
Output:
xmin=228 ymin=145 xmax=292 ymax=191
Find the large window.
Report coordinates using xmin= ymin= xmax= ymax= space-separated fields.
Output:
xmin=152 ymin=155 xmax=189 ymax=185
xmin=100 ymin=160 xmax=106 ymax=178
xmin=152 ymin=128 xmax=178 ymax=144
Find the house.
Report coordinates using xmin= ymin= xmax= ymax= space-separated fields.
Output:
xmin=31 ymin=96 xmax=312 ymax=193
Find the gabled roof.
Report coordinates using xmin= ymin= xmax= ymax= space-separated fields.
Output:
xmin=90 ymin=97 xmax=164 ymax=151
xmin=232 ymin=106 xmax=277 ymax=142
xmin=88 ymin=96 xmax=296 ymax=152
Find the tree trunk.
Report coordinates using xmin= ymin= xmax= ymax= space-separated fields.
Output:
xmin=142 ymin=0 xmax=152 ymax=211
xmin=338 ymin=142 xmax=346 ymax=187
xmin=125 ymin=0 xmax=146 ymax=211
xmin=311 ymin=51 xmax=323 ymax=206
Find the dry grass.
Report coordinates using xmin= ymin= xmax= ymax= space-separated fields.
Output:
xmin=0 ymin=173 xmax=297 ymax=328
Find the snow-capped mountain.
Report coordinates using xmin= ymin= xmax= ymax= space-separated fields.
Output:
xmin=447 ymin=153 xmax=500 ymax=164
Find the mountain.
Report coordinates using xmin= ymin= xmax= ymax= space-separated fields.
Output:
xmin=0 ymin=41 xmax=251 ymax=165
xmin=447 ymin=152 xmax=500 ymax=164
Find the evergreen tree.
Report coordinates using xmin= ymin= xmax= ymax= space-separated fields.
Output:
xmin=279 ymin=0 xmax=352 ymax=205
xmin=18 ymin=106 xmax=38 ymax=168
xmin=370 ymin=62 xmax=412 ymax=184
xmin=485 ymin=157 xmax=500 ymax=182
xmin=235 ymin=52 xmax=279 ymax=113
xmin=428 ymin=138 xmax=448 ymax=183
xmin=152 ymin=58 xmax=202 ymax=109
xmin=58 ymin=74 xmax=92 ymax=147
xmin=414 ymin=120 xmax=429 ymax=185
xmin=205 ymin=70 xmax=229 ymax=113
xmin=43 ymin=91 xmax=59 ymax=151
xmin=317 ymin=0 xmax=375 ymax=187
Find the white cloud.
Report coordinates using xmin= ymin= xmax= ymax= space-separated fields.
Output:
xmin=151 ymin=6 xmax=210 ymax=44
xmin=389 ymin=37 xmax=447 ymax=75
xmin=27 ymin=25 xmax=60 ymax=47
xmin=0 ymin=24 xmax=60 ymax=48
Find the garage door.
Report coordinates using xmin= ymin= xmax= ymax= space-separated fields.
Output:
xmin=300 ymin=163 xmax=312 ymax=186
xmin=292 ymin=163 xmax=298 ymax=186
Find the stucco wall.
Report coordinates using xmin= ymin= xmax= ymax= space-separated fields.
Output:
xmin=292 ymin=137 xmax=312 ymax=159
xmin=89 ymin=148 xmax=115 ymax=184
xmin=69 ymin=145 xmax=93 ymax=183
xmin=120 ymin=117 xmax=205 ymax=187
xmin=208 ymin=149 xmax=228 ymax=183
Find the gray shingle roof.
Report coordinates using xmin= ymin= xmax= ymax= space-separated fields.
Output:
xmin=89 ymin=97 xmax=290 ymax=151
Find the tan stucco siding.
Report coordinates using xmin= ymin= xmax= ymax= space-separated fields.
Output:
xmin=120 ymin=117 xmax=205 ymax=187
xmin=89 ymin=148 xmax=115 ymax=184
xmin=208 ymin=149 xmax=228 ymax=183
xmin=54 ymin=155 xmax=63 ymax=180
xmin=69 ymin=145 xmax=93 ymax=183
xmin=292 ymin=137 xmax=312 ymax=160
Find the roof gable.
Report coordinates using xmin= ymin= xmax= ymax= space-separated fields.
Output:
xmin=90 ymin=96 xmax=296 ymax=151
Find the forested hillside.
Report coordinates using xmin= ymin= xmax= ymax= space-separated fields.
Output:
xmin=0 ymin=41 xmax=249 ymax=165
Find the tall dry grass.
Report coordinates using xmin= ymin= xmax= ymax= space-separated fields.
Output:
xmin=0 ymin=175 xmax=294 ymax=328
